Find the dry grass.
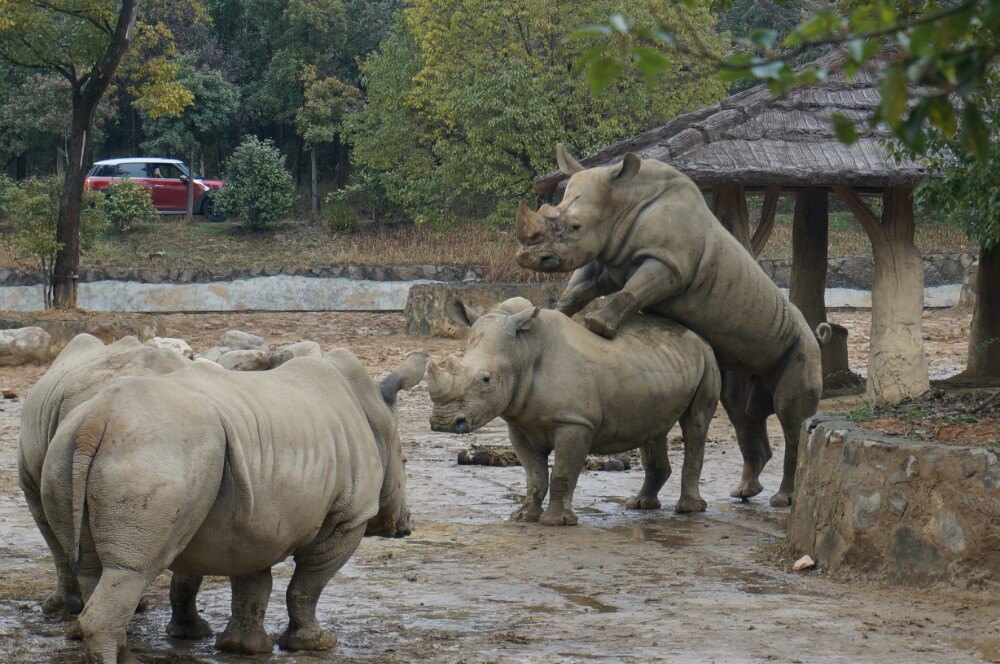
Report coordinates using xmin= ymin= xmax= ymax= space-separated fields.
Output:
xmin=0 ymin=211 xmax=974 ymax=282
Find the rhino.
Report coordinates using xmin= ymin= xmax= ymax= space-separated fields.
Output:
xmin=40 ymin=350 xmax=425 ymax=663
xmin=18 ymin=334 xmax=191 ymax=617
xmin=427 ymin=298 xmax=720 ymax=526
xmin=515 ymin=146 xmax=830 ymax=507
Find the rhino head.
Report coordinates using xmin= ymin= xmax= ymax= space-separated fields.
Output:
xmin=365 ymin=351 xmax=427 ymax=538
xmin=515 ymin=143 xmax=641 ymax=273
xmin=427 ymin=301 xmax=539 ymax=434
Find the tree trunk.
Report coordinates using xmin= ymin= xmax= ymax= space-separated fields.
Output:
xmin=962 ymin=243 xmax=1000 ymax=380
xmin=310 ymin=148 xmax=319 ymax=218
xmin=836 ymin=185 xmax=929 ymax=402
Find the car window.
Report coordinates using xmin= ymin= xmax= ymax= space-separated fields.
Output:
xmin=149 ymin=163 xmax=185 ymax=179
xmin=118 ymin=163 xmax=148 ymax=178
xmin=90 ymin=165 xmax=118 ymax=177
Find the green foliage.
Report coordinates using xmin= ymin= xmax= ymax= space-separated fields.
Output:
xmin=216 ymin=136 xmax=295 ymax=230
xmin=103 ymin=177 xmax=156 ymax=234
xmin=912 ymin=75 xmax=999 ymax=249
xmin=0 ymin=174 xmax=14 ymax=219
xmin=346 ymin=2 xmax=726 ymax=223
xmin=295 ymin=66 xmax=361 ymax=148
xmin=576 ymin=0 xmax=1000 ymax=158
xmin=7 ymin=176 xmax=105 ymax=305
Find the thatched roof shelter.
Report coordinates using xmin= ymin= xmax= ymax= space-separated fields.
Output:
xmin=535 ymin=49 xmax=934 ymax=401
xmin=534 ymin=49 xmax=929 ymax=195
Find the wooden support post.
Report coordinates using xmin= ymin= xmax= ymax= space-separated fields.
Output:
xmin=790 ymin=188 xmax=860 ymax=390
xmin=750 ymin=185 xmax=780 ymax=258
xmin=835 ymin=185 xmax=929 ymax=402
xmin=712 ymin=183 xmax=752 ymax=249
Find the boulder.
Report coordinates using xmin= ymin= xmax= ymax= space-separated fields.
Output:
xmin=146 ymin=337 xmax=195 ymax=359
xmin=219 ymin=349 xmax=270 ymax=371
xmin=196 ymin=346 xmax=230 ymax=363
xmin=280 ymin=340 xmax=322 ymax=364
xmin=0 ymin=327 xmax=51 ymax=366
xmin=219 ymin=330 xmax=269 ymax=352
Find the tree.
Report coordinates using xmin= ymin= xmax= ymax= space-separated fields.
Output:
xmin=346 ymin=1 xmax=726 ymax=224
xmin=574 ymin=0 xmax=999 ymax=158
xmin=216 ymin=136 xmax=294 ymax=229
xmin=294 ymin=65 xmax=360 ymax=215
xmin=915 ymin=76 xmax=1000 ymax=380
xmin=1 ymin=1 xmax=152 ymax=307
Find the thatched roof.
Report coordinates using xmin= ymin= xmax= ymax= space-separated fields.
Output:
xmin=534 ymin=49 xmax=931 ymax=195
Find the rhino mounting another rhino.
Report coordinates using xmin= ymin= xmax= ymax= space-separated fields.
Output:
xmin=515 ymin=145 xmax=830 ymax=507
xmin=427 ymin=297 xmax=720 ymax=526
xmin=18 ymin=334 xmax=192 ymax=618
xmin=40 ymin=350 xmax=425 ymax=663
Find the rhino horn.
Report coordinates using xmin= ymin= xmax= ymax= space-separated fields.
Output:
xmin=515 ymin=201 xmax=547 ymax=244
xmin=425 ymin=358 xmax=453 ymax=397
xmin=556 ymin=142 xmax=583 ymax=175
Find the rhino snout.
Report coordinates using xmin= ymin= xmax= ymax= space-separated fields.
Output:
xmin=454 ymin=417 xmax=471 ymax=434
xmin=430 ymin=412 xmax=472 ymax=434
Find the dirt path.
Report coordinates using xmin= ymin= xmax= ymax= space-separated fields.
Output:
xmin=1 ymin=309 xmax=996 ymax=663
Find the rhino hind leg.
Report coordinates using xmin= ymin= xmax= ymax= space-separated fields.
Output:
xmin=721 ymin=371 xmax=772 ymax=500
xmin=166 ymin=572 xmax=212 ymax=640
xmin=278 ymin=523 xmax=366 ymax=651
xmin=626 ymin=439 xmax=670 ymax=510
xmin=675 ymin=374 xmax=718 ymax=513
xmin=76 ymin=567 xmax=148 ymax=664
xmin=769 ymin=341 xmax=823 ymax=508
xmin=215 ymin=569 xmax=275 ymax=655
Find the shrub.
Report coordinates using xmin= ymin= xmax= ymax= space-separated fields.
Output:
xmin=0 ymin=175 xmax=14 ymax=220
xmin=216 ymin=136 xmax=294 ymax=230
xmin=103 ymin=177 xmax=155 ymax=234
xmin=8 ymin=176 xmax=105 ymax=307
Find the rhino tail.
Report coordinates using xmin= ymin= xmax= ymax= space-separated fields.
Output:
xmin=814 ymin=322 xmax=832 ymax=348
xmin=70 ymin=411 xmax=107 ymax=569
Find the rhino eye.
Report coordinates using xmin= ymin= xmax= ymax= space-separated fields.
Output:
xmin=571 ymin=223 xmax=581 ymax=231
xmin=481 ymin=372 xmax=491 ymax=385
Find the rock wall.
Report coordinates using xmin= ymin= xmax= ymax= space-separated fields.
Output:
xmin=788 ymin=416 xmax=999 ymax=590
xmin=406 ymin=283 xmax=565 ymax=338
xmin=0 ymin=315 xmax=164 ymax=356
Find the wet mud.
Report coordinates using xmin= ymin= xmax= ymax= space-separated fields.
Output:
xmin=1 ymin=309 xmax=996 ymax=663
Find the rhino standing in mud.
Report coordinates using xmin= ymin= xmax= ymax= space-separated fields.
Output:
xmin=18 ymin=334 xmax=191 ymax=618
xmin=40 ymin=350 xmax=425 ymax=663
xmin=515 ymin=146 xmax=830 ymax=507
xmin=427 ymin=298 xmax=720 ymax=525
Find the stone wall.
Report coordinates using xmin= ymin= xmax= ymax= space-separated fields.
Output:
xmin=405 ymin=282 xmax=565 ymax=338
xmin=788 ymin=416 xmax=998 ymax=590
xmin=759 ymin=252 xmax=974 ymax=289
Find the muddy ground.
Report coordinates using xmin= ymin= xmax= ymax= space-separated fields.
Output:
xmin=1 ymin=308 xmax=997 ymax=663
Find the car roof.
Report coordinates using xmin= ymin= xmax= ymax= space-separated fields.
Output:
xmin=91 ymin=158 xmax=184 ymax=166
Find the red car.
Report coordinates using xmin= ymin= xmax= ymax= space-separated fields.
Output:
xmin=85 ymin=158 xmax=226 ymax=221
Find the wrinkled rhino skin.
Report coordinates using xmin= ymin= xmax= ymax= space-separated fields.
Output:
xmin=40 ymin=351 xmax=424 ymax=663
xmin=428 ymin=298 xmax=720 ymax=526
xmin=18 ymin=334 xmax=191 ymax=617
xmin=515 ymin=147 xmax=828 ymax=507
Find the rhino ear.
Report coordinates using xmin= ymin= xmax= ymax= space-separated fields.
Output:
xmin=613 ymin=153 xmax=641 ymax=183
xmin=446 ymin=298 xmax=481 ymax=328
xmin=508 ymin=306 xmax=540 ymax=333
xmin=380 ymin=351 xmax=428 ymax=406
xmin=556 ymin=143 xmax=583 ymax=175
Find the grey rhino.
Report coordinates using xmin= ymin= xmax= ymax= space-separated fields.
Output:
xmin=427 ymin=297 xmax=720 ymax=526
xmin=40 ymin=350 xmax=426 ymax=663
xmin=515 ymin=145 xmax=830 ymax=507
xmin=18 ymin=334 xmax=191 ymax=617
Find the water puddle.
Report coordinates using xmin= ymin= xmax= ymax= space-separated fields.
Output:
xmin=953 ymin=636 xmax=1000 ymax=662
xmin=539 ymin=583 xmax=619 ymax=613
xmin=712 ymin=564 xmax=821 ymax=597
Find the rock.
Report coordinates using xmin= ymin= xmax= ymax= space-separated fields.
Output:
xmin=196 ymin=346 xmax=229 ymax=363
xmin=792 ymin=555 xmax=816 ymax=572
xmin=146 ymin=337 xmax=194 ymax=359
xmin=218 ymin=349 xmax=270 ymax=371
xmin=603 ymin=458 xmax=626 ymax=472
xmin=3 ymin=389 xmax=19 ymax=399
xmin=219 ymin=330 xmax=268 ymax=352
xmin=279 ymin=340 xmax=322 ymax=365
xmin=0 ymin=327 xmax=51 ymax=365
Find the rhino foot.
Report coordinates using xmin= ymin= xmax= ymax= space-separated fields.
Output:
xmin=215 ymin=621 xmax=274 ymax=655
xmin=278 ymin=625 xmax=336 ymax=651
xmin=539 ymin=506 xmax=578 ymax=526
xmin=509 ymin=505 xmax=543 ymax=522
xmin=135 ymin=595 xmax=150 ymax=613
xmin=625 ymin=495 xmax=661 ymax=510
xmin=729 ymin=479 xmax=764 ymax=500
xmin=582 ymin=311 xmax=620 ymax=339
xmin=66 ymin=621 xmax=82 ymax=640
xmin=167 ymin=615 xmax=213 ymax=640
xmin=42 ymin=589 xmax=83 ymax=617
xmin=674 ymin=497 xmax=708 ymax=513
xmin=769 ymin=491 xmax=792 ymax=508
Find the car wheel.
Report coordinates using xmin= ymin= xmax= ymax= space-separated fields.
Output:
xmin=201 ymin=194 xmax=226 ymax=222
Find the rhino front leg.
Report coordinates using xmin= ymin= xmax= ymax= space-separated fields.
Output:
xmin=555 ymin=262 xmax=617 ymax=317
xmin=278 ymin=523 xmax=366 ymax=651
xmin=540 ymin=426 xmax=591 ymax=526
xmin=166 ymin=572 xmax=212 ymax=640
xmin=626 ymin=439 xmax=670 ymax=510
xmin=508 ymin=425 xmax=548 ymax=522
xmin=583 ymin=258 xmax=684 ymax=338
xmin=215 ymin=569 xmax=274 ymax=655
